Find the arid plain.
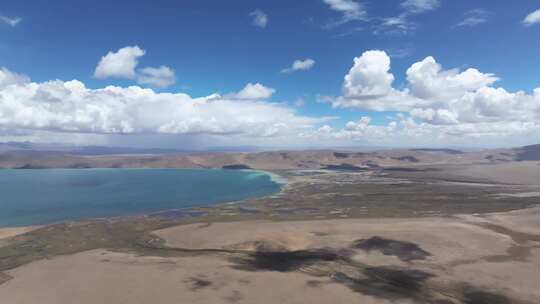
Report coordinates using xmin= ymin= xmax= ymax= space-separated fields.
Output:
xmin=1 ymin=145 xmax=540 ymax=304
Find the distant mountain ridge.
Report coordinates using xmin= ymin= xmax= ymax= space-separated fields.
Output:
xmin=1 ymin=142 xmax=539 ymax=170
xmin=0 ymin=142 xmax=261 ymax=155
xmin=515 ymin=144 xmax=540 ymax=161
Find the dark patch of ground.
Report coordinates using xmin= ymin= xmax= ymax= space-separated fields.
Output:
xmin=409 ymin=149 xmax=464 ymax=155
xmin=15 ymin=164 xmax=48 ymax=169
xmin=186 ymin=277 xmax=213 ymax=290
xmin=306 ymin=280 xmax=325 ymax=287
xmin=382 ymin=167 xmax=440 ymax=172
xmin=352 ymin=236 xmax=432 ymax=262
xmin=363 ymin=266 xmax=434 ymax=291
xmin=362 ymin=160 xmax=380 ymax=168
xmin=66 ymin=163 xmax=93 ymax=169
xmin=461 ymin=285 xmax=511 ymax=304
xmin=322 ymin=164 xmax=366 ymax=171
xmin=484 ymin=155 xmax=511 ymax=162
xmin=333 ymin=152 xmax=350 ymax=159
xmin=233 ymin=240 xmax=290 ymax=253
xmin=150 ymin=209 xmax=208 ymax=220
xmin=333 ymin=266 xmax=435 ymax=301
xmin=228 ymin=247 xmax=447 ymax=302
xmin=237 ymin=207 xmax=261 ymax=215
xmin=222 ymin=164 xmax=252 ymax=170
xmin=391 ymin=156 xmax=420 ymax=163
xmin=274 ymin=207 xmax=320 ymax=215
xmin=229 ymin=249 xmax=342 ymax=272
xmin=0 ymin=272 xmax=12 ymax=286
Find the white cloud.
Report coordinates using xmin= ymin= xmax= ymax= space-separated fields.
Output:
xmin=305 ymin=114 xmax=540 ymax=148
xmin=136 ymin=66 xmax=176 ymax=88
xmin=94 ymin=46 xmax=176 ymax=88
xmin=0 ymin=68 xmax=29 ymax=89
xmin=343 ymin=50 xmax=394 ymax=98
xmin=333 ymin=50 xmax=422 ymax=111
xmin=232 ymin=83 xmax=276 ymax=100
xmin=401 ymin=0 xmax=440 ymax=14
xmin=318 ymin=124 xmax=334 ymax=134
xmin=250 ymin=9 xmax=268 ymax=28
xmin=374 ymin=14 xmax=416 ymax=35
xmin=523 ymin=9 xmax=540 ymax=26
xmin=456 ymin=9 xmax=491 ymax=27
xmin=327 ymin=50 xmax=540 ymax=140
xmin=281 ymin=59 xmax=316 ymax=73
xmin=323 ymin=0 xmax=368 ymax=27
xmin=0 ymin=15 xmax=22 ymax=27
xmin=308 ymin=115 xmax=399 ymax=143
xmin=372 ymin=0 xmax=439 ymax=36
xmin=0 ymin=68 xmax=323 ymax=140
xmin=94 ymin=46 xmax=145 ymax=79
xmin=406 ymin=56 xmax=499 ymax=101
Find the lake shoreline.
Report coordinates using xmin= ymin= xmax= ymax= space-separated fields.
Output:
xmin=0 ymin=168 xmax=282 ymax=228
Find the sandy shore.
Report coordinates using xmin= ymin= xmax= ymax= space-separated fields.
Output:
xmin=0 ymin=226 xmax=40 ymax=249
xmin=0 ymin=226 xmax=39 ymax=241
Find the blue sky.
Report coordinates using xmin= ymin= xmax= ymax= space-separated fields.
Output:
xmin=1 ymin=0 xmax=540 ymax=148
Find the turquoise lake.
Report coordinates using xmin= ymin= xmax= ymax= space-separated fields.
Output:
xmin=0 ymin=169 xmax=281 ymax=227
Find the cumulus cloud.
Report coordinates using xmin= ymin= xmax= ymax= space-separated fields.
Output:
xmin=343 ymin=50 xmax=394 ymax=98
xmin=406 ymin=56 xmax=499 ymax=101
xmin=94 ymin=46 xmax=145 ymax=79
xmin=332 ymin=50 xmax=421 ymax=111
xmin=281 ymin=59 xmax=316 ymax=73
xmin=327 ymin=50 xmax=540 ymax=140
xmin=523 ymin=9 xmax=540 ymax=26
xmin=0 ymin=68 xmax=324 ymax=139
xmin=306 ymin=115 xmax=399 ymax=144
xmin=0 ymin=15 xmax=22 ymax=27
xmin=250 ymin=9 xmax=268 ymax=28
xmin=305 ymin=114 xmax=540 ymax=148
xmin=456 ymin=9 xmax=491 ymax=27
xmin=94 ymin=46 xmax=176 ymax=88
xmin=323 ymin=0 xmax=367 ymax=27
xmin=401 ymin=0 xmax=440 ymax=14
xmin=231 ymin=83 xmax=276 ymax=100
xmin=0 ymin=68 xmax=29 ymax=88
xmin=136 ymin=66 xmax=176 ymax=88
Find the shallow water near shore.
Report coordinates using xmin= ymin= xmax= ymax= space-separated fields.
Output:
xmin=0 ymin=168 xmax=281 ymax=227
